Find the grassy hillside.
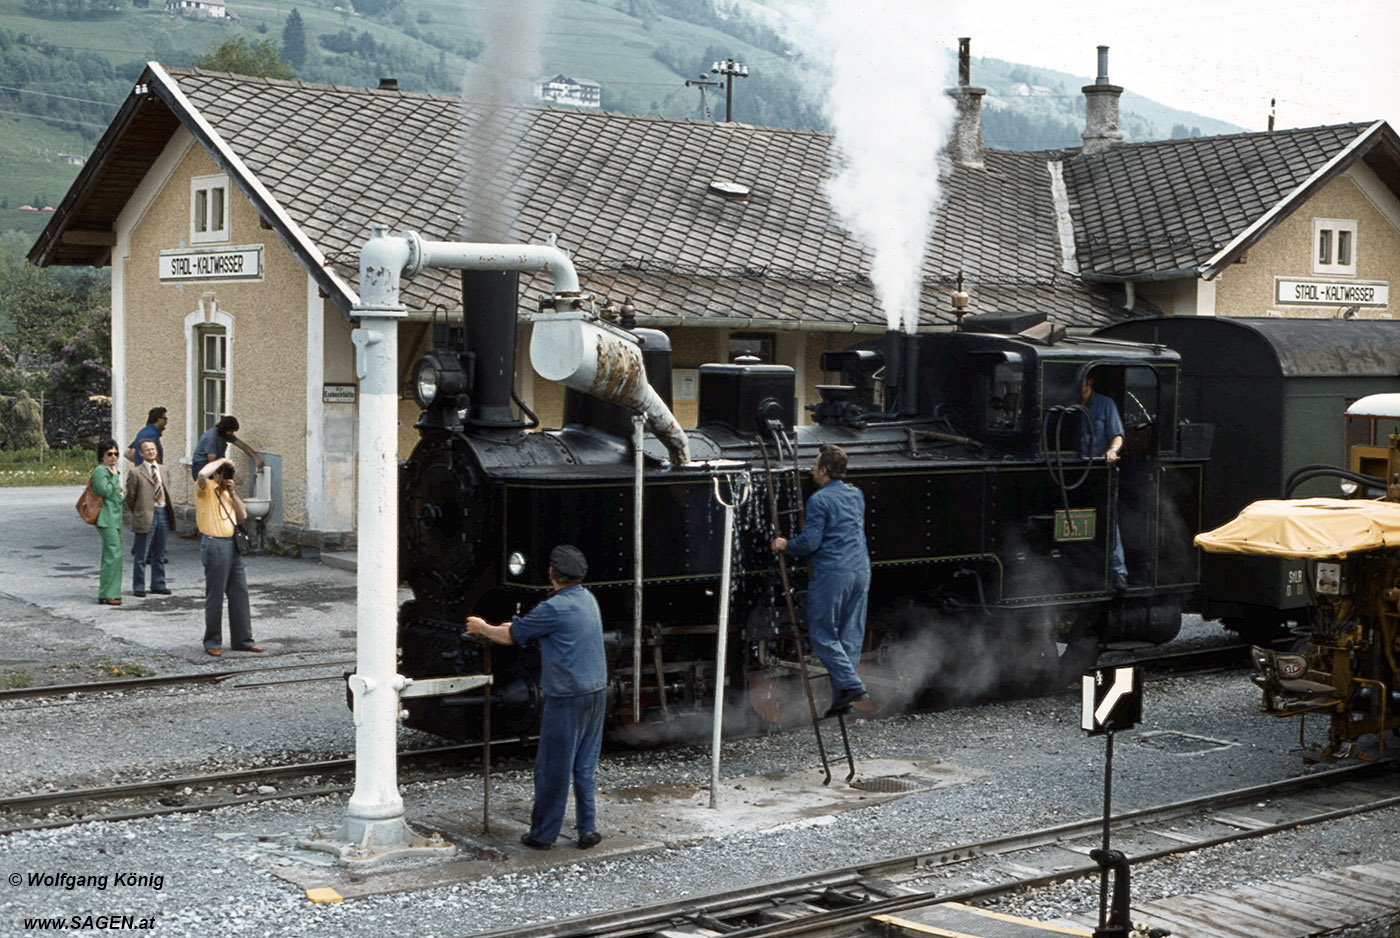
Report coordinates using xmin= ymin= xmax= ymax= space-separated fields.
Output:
xmin=0 ymin=0 xmax=1244 ymax=255
xmin=0 ymin=111 xmax=90 ymax=240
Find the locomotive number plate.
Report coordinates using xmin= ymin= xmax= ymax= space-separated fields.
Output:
xmin=1054 ymin=508 xmax=1097 ymax=542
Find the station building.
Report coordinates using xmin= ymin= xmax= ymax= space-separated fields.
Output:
xmin=29 ymin=60 xmax=1400 ymax=549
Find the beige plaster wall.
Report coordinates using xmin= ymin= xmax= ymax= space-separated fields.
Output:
xmin=1213 ymin=172 xmax=1400 ymax=319
xmin=1137 ymin=277 xmax=1199 ymax=316
xmin=122 ymin=146 xmax=310 ymax=523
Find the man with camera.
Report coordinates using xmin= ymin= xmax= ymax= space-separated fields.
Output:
xmin=195 ymin=456 xmax=261 ymax=657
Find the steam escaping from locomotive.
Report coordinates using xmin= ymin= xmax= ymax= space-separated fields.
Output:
xmin=775 ymin=0 xmax=956 ymax=334
xmin=457 ymin=0 xmax=545 ymax=241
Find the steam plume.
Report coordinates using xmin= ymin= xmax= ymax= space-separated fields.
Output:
xmin=775 ymin=0 xmax=956 ymax=333
xmin=459 ymin=0 xmax=545 ymax=242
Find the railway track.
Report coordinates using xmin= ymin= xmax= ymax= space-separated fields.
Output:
xmin=0 ymin=740 xmax=536 ymax=835
xmin=464 ymin=761 xmax=1399 ymax=938
xmin=0 ymin=635 xmax=1268 ymax=706
xmin=0 ymin=638 xmax=1281 ymax=836
xmin=0 ymin=658 xmax=356 ymax=703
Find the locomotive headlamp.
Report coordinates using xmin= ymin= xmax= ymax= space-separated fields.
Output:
xmin=412 ymin=350 xmax=467 ymax=409
xmin=1339 ymin=480 xmax=1359 ymax=496
xmin=507 ymin=551 xmax=528 ymax=577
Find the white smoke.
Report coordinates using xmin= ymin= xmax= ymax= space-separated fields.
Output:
xmin=458 ymin=0 xmax=546 ymax=242
xmin=773 ymin=0 xmax=957 ymax=334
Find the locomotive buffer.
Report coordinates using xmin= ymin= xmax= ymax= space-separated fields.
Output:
xmin=1081 ymin=666 xmax=1143 ymax=938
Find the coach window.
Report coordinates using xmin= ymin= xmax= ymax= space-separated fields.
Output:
xmin=191 ymin=174 xmax=230 ymax=244
xmin=1314 ymin=218 xmax=1357 ymax=276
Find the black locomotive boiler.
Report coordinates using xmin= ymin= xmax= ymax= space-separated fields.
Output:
xmin=398 ymin=287 xmax=1209 ymax=743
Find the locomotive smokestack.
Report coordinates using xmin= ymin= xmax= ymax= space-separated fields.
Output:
xmin=462 ymin=269 xmax=525 ymax=427
xmin=882 ymin=330 xmax=922 ymax=416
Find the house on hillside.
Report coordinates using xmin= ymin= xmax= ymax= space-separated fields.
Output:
xmin=165 ymin=0 xmax=226 ymax=18
xmin=29 ymin=51 xmax=1400 ymax=548
xmin=534 ymin=74 xmax=602 ymax=109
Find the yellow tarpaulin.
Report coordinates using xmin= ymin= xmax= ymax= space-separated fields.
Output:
xmin=1194 ymin=497 xmax=1400 ymax=559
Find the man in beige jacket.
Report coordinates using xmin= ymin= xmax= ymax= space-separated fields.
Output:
xmin=124 ymin=439 xmax=171 ymax=597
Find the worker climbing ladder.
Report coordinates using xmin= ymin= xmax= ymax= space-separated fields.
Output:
xmin=761 ymin=423 xmax=856 ymax=785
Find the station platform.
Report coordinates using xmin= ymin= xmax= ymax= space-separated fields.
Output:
xmin=877 ymin=860 xmax=1399 ymax=938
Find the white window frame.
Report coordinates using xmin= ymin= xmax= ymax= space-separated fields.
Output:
xmin=190 ymin=173 xmax=230 ymax=244
xmin=1313 ymin=217 xmax=1357 ymax=276
xmin=183 ymin=305 xmax=235 ymax=467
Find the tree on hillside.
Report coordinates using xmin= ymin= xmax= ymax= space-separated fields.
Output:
xmin=0 ymin=251 xmax=108 ymax=400
xmin=282 ymin=10 xmax=308 ymax=69
xmin=0 ymin=254 xmax=104 ymax=362
xmin=193 ymin=38 xmax=296 ymax=80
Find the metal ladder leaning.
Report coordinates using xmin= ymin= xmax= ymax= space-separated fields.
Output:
xmin=761 ymin=423 xmax=856 ymax=785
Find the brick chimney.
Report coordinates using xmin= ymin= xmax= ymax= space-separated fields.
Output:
xmin=1080 ymin=45 xmax=1123 ymax=154
xmin=945 ymin=37 xmax=986 ymax=169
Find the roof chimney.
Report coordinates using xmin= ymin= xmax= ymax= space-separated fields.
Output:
xmin=1080 ymin=45 xmax=1123 ymax=154
xmin=945 ymin=37 xmax=986 ymax=169
xmin=378 ymin=77 xmax=399 ymax=91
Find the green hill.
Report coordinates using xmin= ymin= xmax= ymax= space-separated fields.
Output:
xmin=0 ymin=0 xmax=1242 ymax=251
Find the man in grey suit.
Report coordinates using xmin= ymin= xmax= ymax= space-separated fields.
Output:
xmin=124 ymin=439 xmax=171 ymax=597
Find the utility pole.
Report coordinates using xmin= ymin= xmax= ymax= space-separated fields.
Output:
xmin=685 ymin=73 xmax=722 ymax=121
xmin=711 ymin=58 xmax=749 ymax=123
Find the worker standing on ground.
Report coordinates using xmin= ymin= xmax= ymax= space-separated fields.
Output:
xmin=771 ymin=443 xmax=873 ymax=716
xmin=465 ymin=545 xmax=607 ymax=851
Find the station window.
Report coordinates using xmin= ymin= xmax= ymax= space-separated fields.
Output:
xmin=197 ymin=326 xmax=227 ymax=434
xmin=1313 ymin=218 xmax=1357 ymax=276
xmin=728 ymin=332 xmax=775 ymax=363
xmin=191 ymin=174 xmax=230 ymax=244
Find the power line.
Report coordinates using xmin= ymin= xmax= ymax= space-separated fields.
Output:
xmin=0 ymin=85 xmax=122 ymax=109
xmin=0 ymin=108 xmax=109 ymax=131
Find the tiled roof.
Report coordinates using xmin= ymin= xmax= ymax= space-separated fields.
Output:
xmin=1062 ymin=123 xmax=1372 ymax=277
xmin=164 ymin=68 xmax=1122 ymax=329
xmin=51 ymin=68 xmax=1393 ymax=329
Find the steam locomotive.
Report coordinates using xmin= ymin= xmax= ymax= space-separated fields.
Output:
xmin=398 ymin=275 xmax=1208 ymax=743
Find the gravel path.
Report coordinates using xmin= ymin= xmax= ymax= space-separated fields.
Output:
xmin=4 ymin=602 xmax=1397 ymax=937
xmin=1 ymin=486 xmax=1393 ymax=938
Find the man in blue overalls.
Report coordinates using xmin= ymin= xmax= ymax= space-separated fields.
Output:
xmin=1081 ymin=373 xmax=1128 ymax=592
xmin=771 ymin=444 xmax=873 ymax=716
xmin=466 ymin=544 xmax=607 ymax=851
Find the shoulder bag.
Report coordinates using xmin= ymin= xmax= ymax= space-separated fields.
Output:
xmin=76 ymin=483 xmax=102 ymax=525
xmin=217 ymin=488 xmax=250 ymax=554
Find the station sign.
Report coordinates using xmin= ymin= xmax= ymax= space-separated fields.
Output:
xmin=1081 ymin=666 xmax=1141 ymax=735
xmin=323 ymin=384 xmax=357 ymax=403
xmin=159 ymin=245 xmax=264 ymax=282
xmin=1274 ymin=277 xmax=1388 ymax=308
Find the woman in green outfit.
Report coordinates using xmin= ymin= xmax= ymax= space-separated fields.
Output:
xmin=91 ymin=438 xmax=123 ymax=605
